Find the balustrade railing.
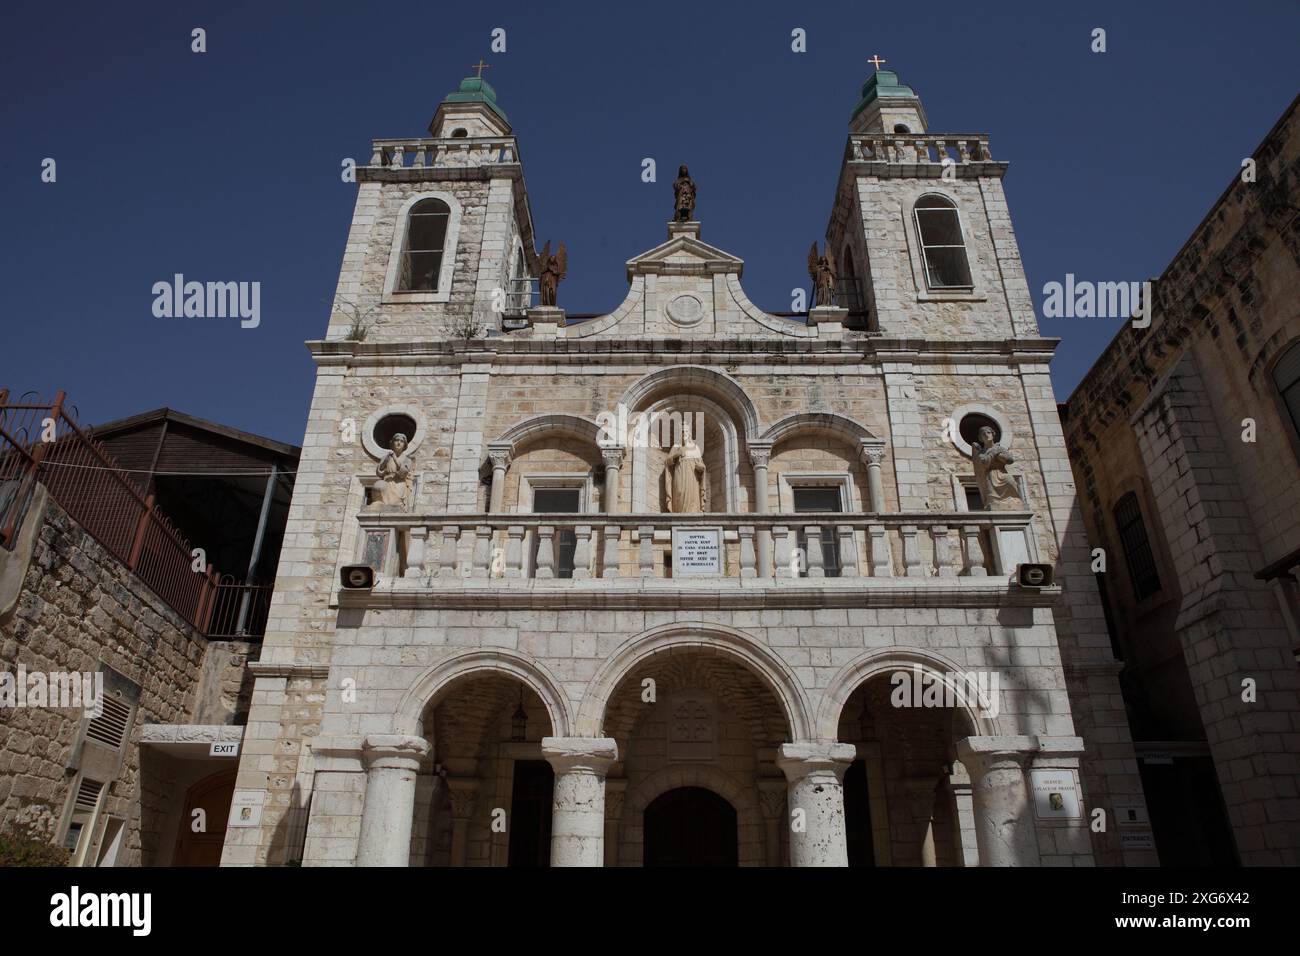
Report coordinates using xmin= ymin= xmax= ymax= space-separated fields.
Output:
xmin=848 ymin=134 xmax=993 ymax=167
xmin=354 ymin=511 xmax=1039 ymax=584
xmin=368 ymin=136 xmax=519 ymax=170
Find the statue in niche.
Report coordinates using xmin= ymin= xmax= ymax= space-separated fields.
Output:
xmin=537 ymin=240 xmax=567 ymax=307
xmin=664 ymin=428 xmax=709 ymax=514
xmin=807 ymin=242 xmax=837 ymax=308
xmin=371 ymin=432 xmax=414 ymax=509
xmin=673 ymin=165 xmax=697 ymax=222
xmin=971 ymin=425 xmax=1025 ymax=510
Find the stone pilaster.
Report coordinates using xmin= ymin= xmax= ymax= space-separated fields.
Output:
xmin=542 ymin=736 xmax=618 ymax=867
xmin=777 ymin=742 xmax=856 ymax=867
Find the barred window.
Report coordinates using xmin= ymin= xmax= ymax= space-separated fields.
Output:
xmin=1114 ymin=492 xmax=1161 ymax=600
xmin=400 ymin=198 xmax=450 ymax=292
xmin=913 ymin=195 xmax=973 ymax=289
xmin=1272 ymin=340 xmax=1300 ymax=441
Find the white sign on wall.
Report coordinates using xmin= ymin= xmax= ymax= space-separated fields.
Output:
xmin=1030 ymin=769 xmax=1081 ymax=820
xmin=672 ymin=527 xmax=722 ymax=576
xmin=209 ymin=741 xmax=240 ymax=757
xmin=227 ymin=790 xmax=265 ymax=828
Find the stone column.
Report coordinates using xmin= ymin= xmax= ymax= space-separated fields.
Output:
xmin=747 ymin=443 xmax=772 ymax=574
xmin=861 ymin=444 xmax=886 ymax=513
xmin=601 ymin=447 xmax=625 ymax=514
xmin=487 ymin=444 xmax=512 ymax=514
xmin=355 ymin=734 xmax=430 ymax=867
xmin=446 ymin=779 xmax=479 ymax=867
xmin=905 ymin=777 xmax=940 ymax=867
xmin=542 ymin=736 xmax=618 ymax=867
xmin=956 ymin=736 xmax=1040 ymax=866
xmin=777 ymin=742 xmax=856 ymax=867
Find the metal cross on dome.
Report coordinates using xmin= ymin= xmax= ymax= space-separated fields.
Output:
xmin=471 ymin=59 xmax=491 ymax=78
xmin=867 ymin=54 xmax=887 ymax=71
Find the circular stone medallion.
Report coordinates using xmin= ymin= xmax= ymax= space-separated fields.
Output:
xmin=666 ymin=294 xmax=705 ymax=327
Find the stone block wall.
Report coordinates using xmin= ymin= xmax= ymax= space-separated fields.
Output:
xmin=0 ymin=496 xmax=243 ymax=865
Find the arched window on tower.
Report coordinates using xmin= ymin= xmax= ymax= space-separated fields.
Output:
xmin=1272 ymin=339 xmax=1300 ymax=443
xmin=912 ymin=195 xmax=973 ymax=290
xmin=400 ymin=198 xmax=451 ymax=292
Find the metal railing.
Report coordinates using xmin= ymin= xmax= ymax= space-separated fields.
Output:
xmin=203 ymin=575 xmax=274 ymax=638
xmin=0 ymin=390 xmax=268 ymax=637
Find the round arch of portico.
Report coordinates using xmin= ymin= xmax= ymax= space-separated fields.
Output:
xmin=395 ymin=649 xmax=576 ymax=738
xmin=815 ymin=647 xmax=1001 ymax=741
xmin=490 ymin=413 xmax=604 ymax=457
xmin=618 ymin=366 xmax=761 ymax=440
xmin=760 ymin=411 xmax=881 ymax=448
xmin=576 ymin=623 xmax=814 ymax=740
xmin=620 ymin=764 xmax=766 ymax=866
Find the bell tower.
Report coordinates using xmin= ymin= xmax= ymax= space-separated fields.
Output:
xmin=826 ymin=65 xmax=1038 ymax=341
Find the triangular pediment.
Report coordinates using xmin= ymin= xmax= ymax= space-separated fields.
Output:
xmin=625 ymin=226 xmax=744 ymax=281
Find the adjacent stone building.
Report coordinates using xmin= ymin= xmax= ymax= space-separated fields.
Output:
xmin=1061 ymin=95 xmax=1300 ymax=866
xmin=221 ymin=69 xmax=1156 ymax=867
xmin=0 ymin=404 xmax=298 ymax=865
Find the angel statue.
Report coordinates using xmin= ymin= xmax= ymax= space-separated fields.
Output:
xmin=538 ymin=240 xmax=567 ymax=307
xmin=971 ymin=425 xmax=1026 ymax=511
xmin=673 ymin=165 xmax=697 ymax=222
xmin=808 ymin=242 xmax=837 ymax=308
xmin=371 ymin=433 xmax=414 ymax=509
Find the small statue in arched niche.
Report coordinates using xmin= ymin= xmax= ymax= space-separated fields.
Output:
xmin=370 ymin=432 xmax=414 ymax=510
xmin=971 ymin=425 xmax=1025 ymax=510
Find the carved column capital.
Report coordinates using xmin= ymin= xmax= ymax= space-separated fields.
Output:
xmin=748 ymin=443 xmax=773 ymax=469
xmin=601 ymin=446 xmax=626 ymax=469
xmin=861 ymin=443 xmax=886 ymax=466
xmin=361 ymin=733 xmax=430 ymax=772
xmin=486 ymin=442 xmax=513 ymax=472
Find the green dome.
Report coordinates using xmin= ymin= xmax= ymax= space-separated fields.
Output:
xmin=443 ymin=76 xmax=509 ymax=123
xmin=850 ymin=70 xmax=917 ymax=121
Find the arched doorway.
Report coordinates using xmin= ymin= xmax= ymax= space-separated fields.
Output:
xmin=644 ymin=787 xmax=738 ymax=867
xmin=416 ymin=671 xmax=557 ymax=867
xmin=173 ymin=768 xmax=236 ymax=867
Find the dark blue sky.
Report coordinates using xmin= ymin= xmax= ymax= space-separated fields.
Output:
xmin=2 ymin=0 xmax=1296 ymax=445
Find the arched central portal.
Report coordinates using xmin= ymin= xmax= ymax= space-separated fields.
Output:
xmin=644 ymin=787 xmax=738 ymax=867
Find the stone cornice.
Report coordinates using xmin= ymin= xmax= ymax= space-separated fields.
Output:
xmin=338 ymin=580 xmax=1061 ymax=612
xmin=307 ymin=336 xmax=1061 ymax=369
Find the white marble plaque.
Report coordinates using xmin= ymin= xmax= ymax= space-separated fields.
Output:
xmin=672 ymin=527 xmax=722 ymax=576
xmin=1031 ymin=769 xmax=1081 ymax=819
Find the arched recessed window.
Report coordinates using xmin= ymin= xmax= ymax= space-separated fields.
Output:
xmin=893 ymin=124 xmax=910 ymax=135
xmin=1272 ymin=340 xmax=1300 ymax=440
xmin=913 ymin=195 xmax=973 ymax=289
xmin=400 ymin=198 xmax=450 ymax=292
xmin=1114 ymin=491 xmax=1161 ymax=600
xmin=450 ymin=127 xmax=469 ymax=138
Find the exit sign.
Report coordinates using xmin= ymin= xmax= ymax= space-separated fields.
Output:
xmin=209 ymin=741 xmax=240 ymax=757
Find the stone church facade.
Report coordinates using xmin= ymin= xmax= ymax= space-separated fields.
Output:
xmin=220 ymin=69 xmax=1154 ymax=867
